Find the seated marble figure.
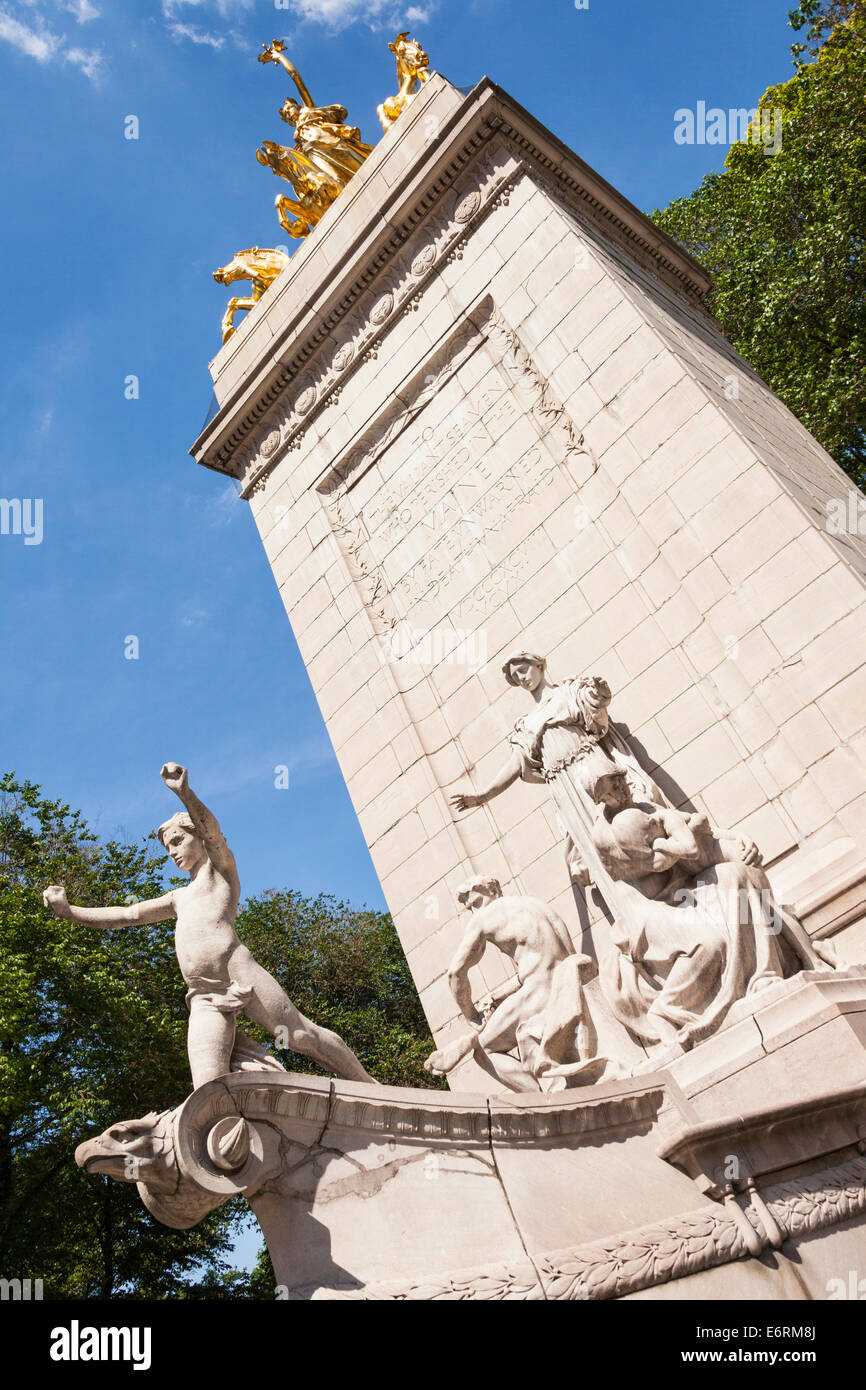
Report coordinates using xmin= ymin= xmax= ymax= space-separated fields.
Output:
xmin=583 ymin=758 xmax=837 ymax=1049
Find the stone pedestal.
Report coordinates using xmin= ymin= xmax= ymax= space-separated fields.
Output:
xmin=94 ymin=969 xmax=866 ymax=1299
xmin=191 ymin=73 xmax=866 ymax=1088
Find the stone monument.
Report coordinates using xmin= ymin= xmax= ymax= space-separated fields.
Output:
xmin=69 ymin=34 xmax=866 ymax=1300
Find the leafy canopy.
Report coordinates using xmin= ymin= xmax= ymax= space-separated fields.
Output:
xmin=651 ymin=1 xmax=866 ymax=483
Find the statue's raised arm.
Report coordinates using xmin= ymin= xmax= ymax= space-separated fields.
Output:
xmin=257 ymin=39 xmax=315 ymax=106
xmin=159 ymin=762 xmax=238 ymax=887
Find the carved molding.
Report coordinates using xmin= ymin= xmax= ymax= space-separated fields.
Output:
xmin=187 ymin=1072 xmax=665 ymax=1146
xmin=228 ymin=149 xmax=521 ymax=496
xmin=312 ymin=1152 xmax=866 ymax=1300
xmin=194 ymin=84 xmax=711 ymax=487
xmin=489 ymin=112 xmax=711 ymax=311
xmin=659 ymin=1077 xmax=866 ymax=1198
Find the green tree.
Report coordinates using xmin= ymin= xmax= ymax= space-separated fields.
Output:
xmin=651 ymin=2 xmax=866 ymax=483
xmin=0 ymin=773 xmax=438 ymax=1299
xmin=0 ymin=772 xmax=243 ymax=1297
xmin=788 ymin=0 xmax=866 ymax=65
xmin=235 ymin=888 xmax=443 ymax=1090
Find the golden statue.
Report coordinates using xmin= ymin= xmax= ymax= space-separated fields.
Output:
xmin=255 ymin=141 xmax=339 ymax=240
xmin=257 ymin=40 xmax=373 ymax=238
xmin=377 ymin=32 xmax=430 ymax=131
xmin=212 ymin=246 xmax=289 ymax=344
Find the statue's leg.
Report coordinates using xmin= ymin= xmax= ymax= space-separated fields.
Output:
xmin=243 ymin=962 xmax=375 ymax=1084
xmin=475 ymin=995 xmax=540 ymax=1091
xmin=425 ymin=1030 xmax=478 ymax=1075
xmin=646 ymin=932 xmax=726 ymax=1040
xmin=223 ymin=296 xmax=258 ymax=342
xmin=188 ymin=996 xmax=236 ymax=1088
xmin=275 ymin=196 xmax=309 ymax=237
xmin=473 ymin=1048 xmax=539 ymax=1092
xmin=221 ymin=298 xmax=242 ymax=343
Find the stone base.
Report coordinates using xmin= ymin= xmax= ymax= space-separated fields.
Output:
xmin=663 ymin=966 xmax=866 ymax=1121
xmin=94 ymin=969 xmax=866 ymax=1299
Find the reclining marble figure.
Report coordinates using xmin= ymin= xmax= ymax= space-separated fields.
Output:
xmin=42 ymin=762 xmax=375 ymax=1089
xmin=424 ymin=875 xmax=618 ymax=1091
xmin=583 ymin=756 xmax=838 ymax=1049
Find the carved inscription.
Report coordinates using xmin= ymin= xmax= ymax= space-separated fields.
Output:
xmin=320 ymin=303 xmax=596 ymax=636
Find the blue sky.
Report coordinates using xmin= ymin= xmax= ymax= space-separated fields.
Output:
xmin=0 ymin=0 xmax=802 ymax=915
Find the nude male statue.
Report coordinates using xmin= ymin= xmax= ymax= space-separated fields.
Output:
xmin=424 ymin=876 xmax=609 ymax=1092
xmin=42 ymin=763 xmax=375 ymax=1090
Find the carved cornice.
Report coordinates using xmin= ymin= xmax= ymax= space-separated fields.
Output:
xmin=659 ymin=1080 xmax=866 ymax=1198
xmin=311 ymin=1152 xmax=866 ymax=1300
xmin=489 ymin=113 xmax=711 ymax=310
xmin=191 ymin=78 xmax=712 ymax=488
xmin=182 ymin=1072 xmax=665 ymax=1146
xmin=234 ymin=153 xmax=521 ymax=498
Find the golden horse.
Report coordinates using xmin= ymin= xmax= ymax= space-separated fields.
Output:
xmin=255 ymin=140 xmax=342 ymax=240
xmin=377 ymin=32 xmax=431 ymax=131
xmin=212 ymin=246 xmax=289 ymax=344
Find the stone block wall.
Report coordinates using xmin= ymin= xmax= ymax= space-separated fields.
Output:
xmin=194 ymin=75 xmax=866 ymax=1081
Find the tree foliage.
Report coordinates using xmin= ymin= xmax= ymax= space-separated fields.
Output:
xmin=651 ymin=2 xmax=866 ymax=483
xmin=0 ymin=773 xmax=438 ymax=1299
xmin=236 ymin=888 xmax=442 ymax=1090
xmin=788 ymin=0 xmax=866 ymax=64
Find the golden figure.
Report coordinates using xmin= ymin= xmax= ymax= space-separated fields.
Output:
xmin=257 ymin=40 xmax=373 ymax=238
xmin=212 ymin=246 xmax=289 ymax=344
xmin=377 ymin=32 xmax=430 ymax=131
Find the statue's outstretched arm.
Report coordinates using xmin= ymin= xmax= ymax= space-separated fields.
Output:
xmin=160 ymin=763 xmax=238 ymax=881
xmin=42 ymin=885 xmax=176 ymax=928
xmin=450 ymin=752 xmax=522 ymax=812
xmin=258 ymin=41 xmax=315 ymax=106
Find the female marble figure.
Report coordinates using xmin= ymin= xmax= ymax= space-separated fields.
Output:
xmin=450 ymin=651 xmax=660 ymax=885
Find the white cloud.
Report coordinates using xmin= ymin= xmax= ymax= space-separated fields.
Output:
xmin=290 ymin=0 xmax=434 ymax=31
xmin=166 ymin=19 xmax=223 ymax=48
xmin=64 ymin=40 xmax=101 ymax=75
xmin=162 ymin=0 xmax=254 ymax=17
xmin=293 ymin=0 xmax=387 ymax=23
xmin=0 ymin=8 xmax=57 ymax=62
xmin=63 ymin=0 xmax=99 ymax=21
xmin=0 ymin=3 xmax=102 ymax=78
